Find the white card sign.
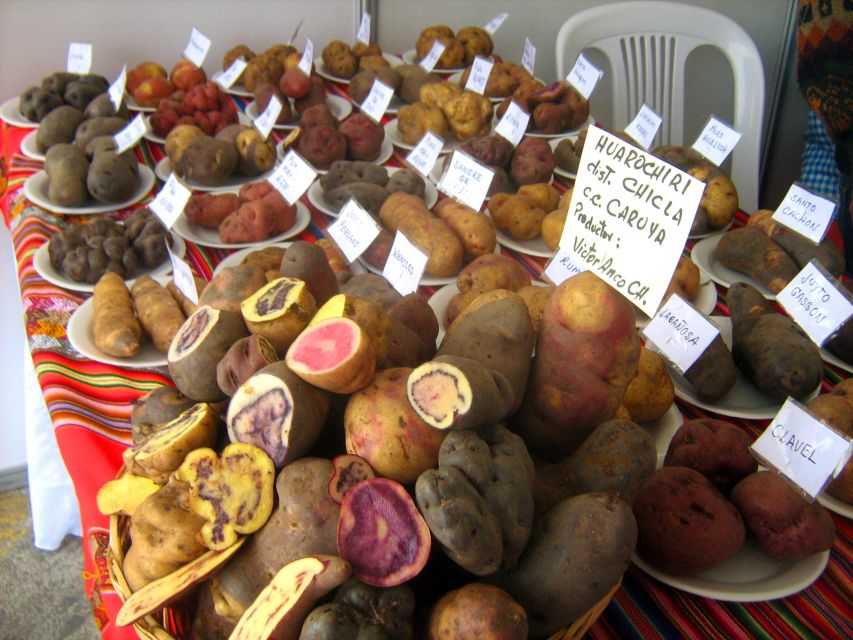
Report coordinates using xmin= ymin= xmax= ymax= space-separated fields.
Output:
xmin=268 ymin=150 xmax=317 ymax=205
xmin=484 ymin=12 xmax=509 ymax=35
xmin=253 ymin=94 xmax=282 ymax=139
xmin=494 ymin=100 xmax=530 ymax=147
xmin=113 ymin=113 xmax=148 ymax=154
xmin=558 ymin=127 xmax=703 ymax=312
xmin=691 ymin=116 xmax=741 ymax=167
xmin=406 ymin=131 xmax=444 ymax=177
xmin=215 ymin=57 xmax=248 ymax=90
xmin=624 ymin=104 xmax=662 ymax=150
xmin=751 ymin=398 xmax=853 ymax=500
xmin=298 ymin=38 xmax=314 ymax=75
xmin=642 ymin=293 xmax=719 ymax=373
xmin=777 ymin=260 xmax=853 ymax=347
xmin=150 ymin=174 xmax=191 ymax=229
xmin=437 ymin=151 xmax=494 ymax=212
xmin=357 ymin=13 xmax=371 ymax=44
xmin=566 ymin=53 xmax=602 ymax=100
xmin=543 ymin=248 xmax=587 ymax=285
xmin=67 ymin=42 xmax=93 ymax=74
xmin=465 ymin=56 xmax=495 ymax=95
xmin=383 ymin=232 xmax=428 ymax=296
xmin=772 ymin=183 xmax=836 ymax=244
xmin=327 ymin=198 xmax=382 ymax=263
xmin=108 ymin=65 xmax=127 ymax=111
xmin=420 ymin=41 xmax=446 ymax=73
xmin=167 ymin=245 xmax=198 ymax=304
xmin=183 ymin=28 xmax=211 ymax=67
xmin=360 ymin=79 xmax=394 ymax=123
xmin=521 ymin=38 xmax=536 ymax=75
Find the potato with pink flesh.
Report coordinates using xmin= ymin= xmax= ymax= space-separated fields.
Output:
xmin=286 ymin=317 xmax=376 ymax=394
xmin=241 ymin=277 xmax=317 ymax=353
xmin=310 ymin=293 xmax=391 ymax=365
xmin=227 ymin=361 xmax=330 ymax=469
xmin=337 ymin=477 xmax=431 ymax=587
xmin=216 ymin=334 xmax=280 ymax=397
xmin=328 ymin=454 xmax=375 ymax=504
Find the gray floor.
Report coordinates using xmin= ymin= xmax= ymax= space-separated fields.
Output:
xmin=0 ymin=487 xmax=101 ymax=640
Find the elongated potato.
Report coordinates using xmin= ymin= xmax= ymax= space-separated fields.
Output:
xmin=93 ymin=271 xmax=142 ymax=357
xmin=131 ymin=275 xmax=186 ymax=353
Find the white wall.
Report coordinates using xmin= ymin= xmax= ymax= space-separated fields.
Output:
xmin=0 ymin=227 xmax=27 ymax=473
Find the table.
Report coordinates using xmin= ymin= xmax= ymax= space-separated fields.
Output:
xmin=2 ymin=83 xmax=852 ymax=640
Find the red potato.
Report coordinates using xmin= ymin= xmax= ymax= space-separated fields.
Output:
xmin=263 ymin=189 xmax=298 ymax=234
xmin=279 ymin=67 xmax=313 ymax=99
xmin=219 ymin=200 xmax=277 ymax=244
xmin=184 ymin=192 xmax=243 ymax=229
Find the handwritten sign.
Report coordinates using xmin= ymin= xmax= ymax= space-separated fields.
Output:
xmin=167 ymin=245 xmax=198 ymax=304
xmin=437 ymin=151 xmax=494 ymax=211
xmin=67 ymin=42 xmax=92 ymax=74
xmin=108 ymin=65 xmax=127 ymax=111
xmin=253 ymin=94 xmax=282 ymax=139
xmin=777 ymin=260 xmax=853 ymax=347
xmin=624 ymin=104 xmax=662 ymax=150
xmin=772 ymin=183 xmax=836 ymax=244
xmin=543 ymin=248 xmax=587 ymax=285
xmin=521 ymin=38 xmax=536 ymax=75
xmin=360 ymin=79 xmax=394 ymax=123
xmin=558 ymin=126 xmax=703 ymax=312
xmin=298 ymin=38 xmax=314 ymax=75
xmin=215 ymin=57 xmax=248 ymax=90
xmin=113 ymin=113 xmax=148 ymax=154
xmin=752 ymin=398 xmax=853 ymax=499
xmin=357 ymin=13 xmax=371 ymax=44
xmin=642 ymin=293 xmax=719 ymax=373
xmin=484 ymin=12 xmax=509 ymax=35
xmin=383 ymin=231 xmax=428 ymax=296
xmin=150 ymin=174 xmax=191 ymax=229
xmin=328 ymin=198 xmax=382 ymax=263
xmin=406 ymin=131 xmax=444 ymax=177
xmin=183 ymin=28 xmax=211 ymax=67
xmin=420 ymin=41 xmax=446 ymax=73
xmin=692 ymin=116 xmax=741 ymax=167
xmin=465 ymin=56 xmax=495 ymax=95
xmin=566 ymin=53 xmax=602 ymax=100
xmin=494 ymin=100 xmax=530 ymax=147
xmin=268 ymin=150 xmax=317 ymax=205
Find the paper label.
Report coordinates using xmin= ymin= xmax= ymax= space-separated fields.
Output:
xmin=566 ymin=53 xmax=602 ymax=100
xmin=642 ymin=293 xmax=719 ymax=373
xmin=521 ymin=38 xmax=536 ymax=75
xmin=777 ymin=260 xmax=853 ymax=347
xmin=437 ymin=151 xmax=494 ymax=211
xmin=268 ymin=150 xmax=317 ymax=205
xmin=484 ymin=12 xmax=509 ymax=35
xmin=216 ymin=57 xmax=248 ymax=90
xmin=67 ymin=42 xmax=92 ymax=74
xmin=253 ymin=94 xmax=282 ymax=139
xmin=420 ymin=41 xmax=446 ymax=73
xmin=406 ymin=131 xmax=444 ymax=177
xmin=772 ymin=183 xmax=836 ymax=244
xmin=167 ymin=245 xmax=198 ymax=304
xmin=465 ymin=56 xmax=495 ymax=95
xmin=357 ymin=13 xmax=371 ymax=44
xmin=113 ymin=113 xmax=148 ymax=155
xmin=108 ymin=65 xmax=127 ymax=111
xmin=624 ymin=104 xmax=662 ymax=150
xmin=691 ymin=116 xmax=741 ymax=166
xmin=183 ymin=28 xmax=211 ymax=67
xmin=543 ymin=248 xmax=587 ymax=285
xmin=327 ymin=198 xmax=382 ymax=263
xmin=494 ymin=100 xmax=531 ymax=147
xmin=360 ymin=79 xmax=394 ymax=123
xmin=382 ymin=231 xmax=428 ymax=296
xmin=557 ymin=127 xmax=703 ymax=312
xmin=298 ymin=38 xmax=314 ymax=75
xmin=150 ymin=174 xmax=191 ymax=229
xmin=751 ymin=398 xmax=853 ymax=500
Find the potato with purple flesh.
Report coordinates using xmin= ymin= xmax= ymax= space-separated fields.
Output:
xmin=328 ymin=454 xmax=375 ymax=505
xmin=664 ymin=419 xmax=757 ymax=491
xmin=279 ymin=240 xmax=340 ymax=307
xmin=241 ymin=277 xmax=317 ymax=353
xmin=427 ymin=583 xmax=527 ymax=640
xmin=130 ymin=386 xmax=197 ymax=444
xmin=216 ymin=334 xmax=279 ymax=397
xmin=198 ymin=264 xmax=268 ymax=313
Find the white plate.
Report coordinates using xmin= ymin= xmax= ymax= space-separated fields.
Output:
xmin=24 ymin=165 xmax=156 ymax=215
xmin=213 ymin=241 xmax=367 ymax=277
xmin=689 ymin=221 xmax=732 ymax=241
xmin=632 ymin=544 xmax=828 ymax=602
xmin=634 ymin=279 xmax=718 ymax=329
xmin=666 ymin=316 xmax=820 ymax=419
xmin=640 ymin=404 xmax=685 ymax=467
xmin=66 ymin=279 xmax=170 ymax=368
xmin=549 ymin=135 xmax=579 ymax=180
xmin=353 ymin=93 xmax=405 ymax=117
xmin=226 ymin=82 xmax=253 ymax=98
xmin=525 ymin=115 xmax=594 ymax=139
xmin=171 ymin=201 xmax=311 ymax=249
xmin=314 ymin=52 xmax=404 ymax=84
xmin=817 ymin=492 xmax=853 ymax=520
xmin=479 ymin=210 xmax=553 ymax=258
xmin=691 ymin=234 xmax=777 ymax=300
xmin=155 ymin=157 xmax=278 ymax=192
xmin=0 ymin=96 xmax=38 ymax=128
xmin=245 ymin=94 xmax=352 ymax=131
xmin=820 ymin=347 xmax=853 ymax=375
xmin=144 ymin=110 xmax=253 ymax=144
xmin=306 ymin=167 xmax=438 ymax=218
xmin=32 ymin=235 xmax=185 ymax=294
xmin=357 ymin=246 xmax=498 ymax=288
xmin=400 ymin=49 xmax=482 ymax=75
xmin=280 ymin=134 xmax=393 ymax=175
xmin=20 ymin=130 xmax=45 ymax=161
xmin=124 ymin=93 xmax=156 ymax=113
xmin=384 ymin=119 xmax=460 ymax=154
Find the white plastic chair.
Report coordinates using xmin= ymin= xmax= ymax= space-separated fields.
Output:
xmin=555 ymin=1 xmax=765 ymax=211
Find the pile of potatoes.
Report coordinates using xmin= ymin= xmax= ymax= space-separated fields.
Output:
xmin=18 ymin=71 xmax=119 ymax=123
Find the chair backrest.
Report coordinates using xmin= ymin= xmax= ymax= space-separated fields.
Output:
xmin=555 ymin=1 xmax=764 ymax=211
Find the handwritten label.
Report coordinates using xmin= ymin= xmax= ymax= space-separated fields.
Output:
xmin=494 ymin=100 xmax=531 ymax=147
xmin=215 ymin=57 xmax=248 ymax=90
xmin=108 ymin=65 xmax=127 ymax=111
xmin=113 ymin=113 xmax=148 ymax=154
xmin=328 ymin=198 xmax=382 ymax=263
xmin=253 ymin=94 xmax=282 ymax=139
xmin=484 ymin=12 xmax=509 ymax=35
xmin=360 ymin=79 xmax=394 ymax=123
xmin=521 ymin=38 xmax=536 ymax=75
xmin=298 ymin=38 xmax=314 ymax=75
xmin=751 ymin=398 xmax=853 ymax=500
xmin=777 ymin=260 xmax=853 ymax=347
xmin=167 ymin=245 xmax=198 ymax=304
xmin=150 ymin=174 xmax=191 ymax=229
xmin=624 ymin=104 xmax=662 ymax=150
xmin=183 ymin=28 xmax=211 ymax=67
xmin=406 ymin=131 xmax=444 ymax=177
xmin=357 ymin=13 xmax=371 ymax=44
xmin=772 ymin=183 xmax=836 ymax=244
xmin=566 ymin=53 xmax=602 ymax=100
xmin=268 ymin=150 xmax=317 ymax=205
xmin=692 ymin=116 xmax=741 ymax=166
xmin=642 ymin=293 xmax=719 ymax=373
xmin=558 ymin=126 xmax=703 ymax=312
xmin=465 ymin=56 xmax=495 ymax=95
xmin=420 ymin=41 xmax=446 ymax=73
xmin=382 ymin=231 xmax=428 ymax=296
xmin=544 ymin=248 xmax=587 ymax=285
xmin=437 ymin=151 xmax=494 ymax=212
xmin=66 ymin=42 xmax=92 ymax=74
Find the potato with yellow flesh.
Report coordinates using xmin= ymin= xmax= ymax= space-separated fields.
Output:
xmin=96 ymin=472 xmax=158 ymax=516
xmin=241 ymin=277 xmax=317 ymax=352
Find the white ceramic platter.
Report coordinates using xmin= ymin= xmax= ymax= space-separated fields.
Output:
xmin=24 ymin=165 xmax=156 ymax=215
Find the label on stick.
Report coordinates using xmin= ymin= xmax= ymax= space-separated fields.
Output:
xmin=298 ymin=38 xmax=314 ymax=75
xmin=216 ymin=57 xmax=248 ymax=90
xmin=406 ymin=131 xmax=444 ymax=177
xmin=383 ymin=231 xmax=427 ymax=296
xmin=420 ymin=41 xmax=446 ymax=73
xmin=437 ymin=151 xmax=494 ymax=211
xmin=360 ymin=79 xmax=394 ymax=123
xmin=327 ymin=198 xmax=382 ymax=263
xmin=642 ymin=293 xmax=719 ymax=373
xmin=521 ymin=38 xmax=536 ymax=75
xmin=167 ymin=245 xmax=198 ymax=304
xmin=113 ymin=113 xmax=148 ymax=154
xmin=465 ymin=56 xmax=495 ymax=95
xmin=108 ymin=65 xmax=127 ymax=111
xmin=268 ymin=150 xmax=317 ymax=205
xmin=494 ymin=100 xmax=530 ymax=147
xmin=357 ymin=13 xmax=371 ymax=44
xmin=253 ymin=94 xmax=282 ymax=139
xmin=566 ymin=53 xmax=602 ymax=100
xmin=150 ymin=173 xmax=191 ymax=229
xmin=67 ymin=42 xmax=93 ymax=74
xmin=624 ymin=104 xmax=662 ymax=150
xmin=543 ymin=248 xmax=587 ymax=285
xmin=183 ymin=28 xmax=211 ymax=67
xmin=772 ymin=183 xmax=836 ymax=244
xmin=691 ymin=116 xmax=741 ymax=167
xmin=777 ymin=260 xmax=853 ymax=347
xmin=484 ymin=12 xmax=509 ymax=35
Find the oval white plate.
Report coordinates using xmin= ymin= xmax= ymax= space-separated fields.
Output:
xmin=245 ymin=94 xmax=352 ymax=131
xmin=307 ymin=167 xmax=438 ymax=218
xmin=67 ymin=277 xmax=171 ymax=368
xmin=33 ymin=235 xmax=185 ymax=294
xmin=20 ymin=130 xmax=45 ymax=161
xmin=525 ymin=114 xmax=594 ymax=139
xmin=0 ymin=96 xmax=38 ymax=128
xmin=480 ymin=210 xmax=553 ymax=258
xmin=314 ymin=52 xmax=404 ymax=84
xmin=384 ymin=119 xmax=460 ymax=154
xmin=124 ymin=93 xmax=156 ymax=113
xmin=634 ymin=280 xmax=718 ymax=329
xmin=691 ymin=234 xmax=777 ymax=300
xmin=279 ymin=134 xmax=393 ymax=175
xmin=817 ymin=492 xmax=853 ymax=520
xmin=155 ymin=157 xmax=277 ymax=193
xmin=640 ymin=404 xmax=686 ymax=467
xmin=400 ymin=50 xmax=482 ymax=75
xmin=549 ymin=135 xmax=579 ymax=180
xmin=213 ymin=241 xmax=368 ymax=277
xmin=689 ymin=221 xmax=732 ymax=241
xmin=24 ymin=165 xmax=156 ymax=215
xmin=171 ymin=200 xmax=310 ymax=249
xmin=357 ymin=247 xmax=499 ymax=288
xmin=144 ymin=111 xmax=252 ymax=145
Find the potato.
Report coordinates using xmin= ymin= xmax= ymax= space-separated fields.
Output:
xmin=541 ymin=207 xmax=568 ymax=251
xmin=663 ymin=256 xmax=701 ymax=303
xmin=456 ymin=252 xmax=530 ymax=294
xmin=715 ymin=227 xmax=799 ymax=293
xmin=683 ymin=333 xmax=738 ymax=403
xmin=44 ymin=143 xmax=89 ymax=206
xmin=278 ymin=240 xmax=340 ymax=306
xmin=73 ymin=116 xmax=128 ymax=150
xmin=172 ymin=135 xmax=239 ymax=186
xmin=18 ymin=85 xmax=63 ymax=122
xmin=165 ymin=124 xmax=205 ymax=168
xmin=747 ymin=209 xmax=845 ymax=276
xmin=216 ymin=124 xmax=276 ymax=176
xmin=35 ymin=105 xmax=85 ymax=150
xmin=516 ymin=285 xmax=554 ymax=335
xmin=488 ymin=193 xmax=546 ymax=241
xmin=808 ymin=385 xmax=853 ymax=503
xmin=324 ymin=182 xmax=390 ymax=217
xmin=87 ymin=151 xmax=139 ymax=203
xmin=621 ymin=347 xmax=674 ymax=422
xmin=397 ymin=210 xmax=464 ymax=277
xmin=427 ymin=583 xmax=526 ymax=640
xmin=198 ymin=264 xmax=267 ymax=312
xmin=378 ymin=191 xmax=429 ymax=231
